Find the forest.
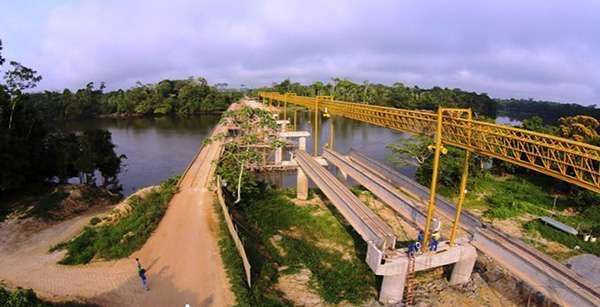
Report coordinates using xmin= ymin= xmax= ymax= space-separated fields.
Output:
xmin=29 ymin=78 xmax=243 ymax=121
xmin=497 ymin=98 xmax=600 ymax=124
xmin=257 ymin=78 xmax=498 ymax=118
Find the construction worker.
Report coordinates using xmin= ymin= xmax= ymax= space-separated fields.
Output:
xmin=428 ymin=236 xmax=439 ymax=252
xmin=432 ymin=230 xmax=441 ymax=242
xmin=417 ymin=230 xmax=424 ymax=243
xmin=407 ymin=242 xmax=416 ymax=258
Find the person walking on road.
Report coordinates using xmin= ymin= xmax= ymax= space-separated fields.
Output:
xmin=136 ymin=258 xmax=149 ymax=291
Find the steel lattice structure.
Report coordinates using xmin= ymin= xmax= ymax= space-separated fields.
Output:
xmin=259 ymin=92 xmax=600 ymax=193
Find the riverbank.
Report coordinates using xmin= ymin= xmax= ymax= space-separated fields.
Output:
xmin=0 ymin=101 xmax=238 ymax=306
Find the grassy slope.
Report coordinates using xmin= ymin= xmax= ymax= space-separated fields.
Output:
xmin=452 ymin=173 xmax=600 ymax=258
xmin=51 ymin=177 xmax=179 ymax=264
xmin=221 ymin=186 xmax=377 ymax=306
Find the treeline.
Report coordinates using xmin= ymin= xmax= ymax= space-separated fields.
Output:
xmin=497 ymin=98 xmax=600 ymax=124
xmin=28 ymin=78 xmax=243 ymax=121
xmin=257 ymin=78 xmax=497 ymax=118
xmin=0 ymin=39 xmax=125 ymax=193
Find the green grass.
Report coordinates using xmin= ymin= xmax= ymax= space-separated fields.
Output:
xmin=0 ymin=287 xmax=96 ymax=307
xmin=524 ymin=220 xmax=600 ymax=256
xmin=236 ymin=185 xmax=377 ymax=305
xmin=460 ymin=174 xmax=556 ymax=220
xmin=24 ymin=190 xmax=69 ymax=220
xmin=51 ymin=176 xmax=179 ymax=264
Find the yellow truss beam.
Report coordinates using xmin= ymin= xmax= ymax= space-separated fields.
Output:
xmin=259 ymin=91 xmax=600 ymax=193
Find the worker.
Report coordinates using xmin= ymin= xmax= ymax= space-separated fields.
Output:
xmin=407 ymin=242 xmax=417 ymax=258
xmin=428 ymin=237 xmax=439 ymax=252
xmin=414 ymin=241 xmax=421 ymax=254
xmin=417 ymin=230 xmax=424 ymax=243
xmin=431 ymin=231 xmax=441 ymax=242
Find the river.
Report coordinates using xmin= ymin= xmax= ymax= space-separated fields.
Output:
xmin=67 ymin=115 xmax=221 ymax=195
xmin=68 ymin=110 xmax=414 ymax=195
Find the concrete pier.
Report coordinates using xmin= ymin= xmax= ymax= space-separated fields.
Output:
xmin=297 ymin=168 xmax=309 ymax=200
xmin=367 ymin=241 xmax=477 ymax=304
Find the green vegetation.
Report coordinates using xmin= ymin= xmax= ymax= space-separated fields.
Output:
xmin=215 ymin=106 xmax=281 ymax=197
xmin=27 ymin=78 xmax=242 ymax=121
xmin=258 ymin=78 xmax=497 ymax=118
xmin=497 ymin=98 xmax=600 ymax=125
xmin=525 ymin=221 xmax=600 ymax=256
xmin=0 ymin=287 xmax=95 ymax=307
xmin=52 ymin=177 xmax=178 ymax=264
xmin=464 ymin=174 xmax=555 ymax=220
xmin=25 ymin=190 xmax=69 ymax=220
xmin=232 ymin=185 xmax=376 ymax=305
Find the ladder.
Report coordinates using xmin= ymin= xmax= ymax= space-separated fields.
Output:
xmin=404 ymin=256 xmax=416 ymax=306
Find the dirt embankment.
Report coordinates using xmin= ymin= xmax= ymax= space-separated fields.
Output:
xmin=0 ymin=104 xmax=235 ymax=306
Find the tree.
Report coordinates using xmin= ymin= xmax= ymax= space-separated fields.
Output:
xmin=0 ymin=39 xmax=5 ymax=66
xmin=3 ymin=61 xmax=42 ymax=129
xmin=559 ymin=115 xmax=599 ymax=143
xmin=387 ymin=136 xmax=432 ymax=167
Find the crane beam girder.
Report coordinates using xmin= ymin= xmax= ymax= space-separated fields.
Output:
xmin=259 ymin=92 xmax=600 ymax=193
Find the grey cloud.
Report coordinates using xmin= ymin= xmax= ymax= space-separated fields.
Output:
xmin=4 ymin=0 xmax=599 ymax=105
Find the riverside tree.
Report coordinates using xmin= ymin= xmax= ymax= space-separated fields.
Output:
xmin=0 ymin=39 xmax=125 ymax=194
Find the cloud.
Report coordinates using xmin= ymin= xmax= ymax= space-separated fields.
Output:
xmin=2 ymin=0 xmax=600 ymax=105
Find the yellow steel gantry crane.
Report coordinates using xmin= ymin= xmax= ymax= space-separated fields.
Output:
xmin=259 ymin=91 xmax=600 ymax=248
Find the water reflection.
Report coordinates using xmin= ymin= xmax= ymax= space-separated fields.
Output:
xmin=65 ymin=115 xmax=220 ymax=195
xmin=264 ymin=110 xmax=416 ymax=187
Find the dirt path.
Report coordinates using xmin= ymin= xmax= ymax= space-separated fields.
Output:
xmin=0 ymin=111 xmax=234 ymax=306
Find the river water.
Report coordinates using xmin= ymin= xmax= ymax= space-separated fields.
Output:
xmin=66 ymin=115 xmax=221 ymax=195
xmin=70 ymin=109 xmax=517 ymax=195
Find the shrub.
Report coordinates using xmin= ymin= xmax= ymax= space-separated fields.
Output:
xmin=0 ymin=287 xmax=96 ymax=307
xmin=525 ymin=220 xmax=600 ymax=256
xmin=89 ymin=217 xmax=101 ymax=225
xmin=53 ymin=176 xmax=179 ymax=264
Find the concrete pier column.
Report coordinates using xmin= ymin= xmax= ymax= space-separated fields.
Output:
xmin=299 ymin=137 xmax=307 ymax=151
xmin=449 ymin=244 xmax=477 ymax=285
xmin=275 ymin=147 xmax=283 ymax=164
xmin=379 ymin=271 xmax=408 ymax=304
xmin=297 ymin=168 xmax=309 ymax=200
xmin=339 ymin=168 xmax=348 ymax=181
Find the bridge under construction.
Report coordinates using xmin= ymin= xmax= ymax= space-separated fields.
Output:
xmin=255 ymin=92 xmax=600 ymax=306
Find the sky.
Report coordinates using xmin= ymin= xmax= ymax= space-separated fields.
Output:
xmin=1 ymin=0 xmax=599 ymax=106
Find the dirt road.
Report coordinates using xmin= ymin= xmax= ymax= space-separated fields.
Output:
xmin=0 ymin=114 xmax=233 ymax=306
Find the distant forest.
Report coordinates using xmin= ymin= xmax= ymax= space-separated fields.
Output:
xmin=27 ymin=78 xmax=243 ymax=121
xmin=497 ymin=98 xmax=600 ymax=124
xmin=258 ymin=79 xmax=498 ymax=118
xmin=260 ymin=79 xmax=599 ymax=127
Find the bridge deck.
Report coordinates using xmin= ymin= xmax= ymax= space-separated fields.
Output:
xmin=294 ymin=150 xmax=396 ymax=250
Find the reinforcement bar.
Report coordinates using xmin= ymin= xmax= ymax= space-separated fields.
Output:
xmin=259 ymin=92 xmax=600 ymax=193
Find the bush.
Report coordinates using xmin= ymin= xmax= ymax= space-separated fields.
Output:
xmin=525 ymin=220 xmax=600 ymax=256
xmin=26 ymin=190 xmax=69 ymax=220
xmin=89 ymin=217 xmax=101 ymax=225
xmin=479 ymin=175 xmax=554 ymax=220
xmin=0 ymin=287 xmax=96 ymax=307
xmin=54 ymin=176 xmax=179 ymax=264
